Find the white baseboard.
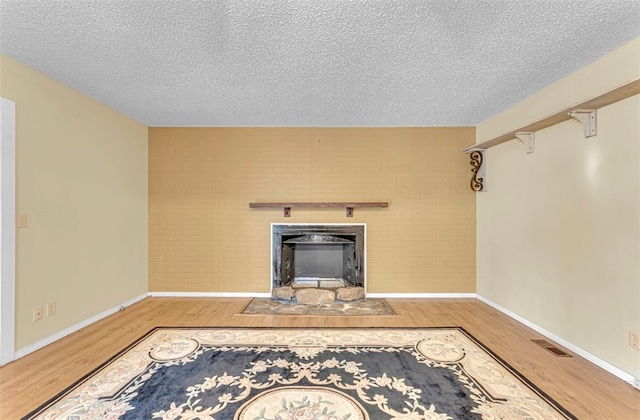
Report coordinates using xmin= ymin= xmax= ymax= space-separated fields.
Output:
xmin=149 ymin=292 xmax=272 ymax=298
xmin=14 ymin=293 xmax=149 ymax=360
xmin=151 ymin=292 xmax=476 ymax=299
xmin=367 ymin=293 xmax=477 ymax=299
xmin=476 ymin=294 xmax=638 ymax=387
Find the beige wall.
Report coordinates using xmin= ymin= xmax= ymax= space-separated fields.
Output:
xmin=0 ymin=54 xmax=148 ymax=350
xmin=149 ymin=127 xmax=476 ymax=293
xmin=476 ymin=37 xmax=640 ymax=379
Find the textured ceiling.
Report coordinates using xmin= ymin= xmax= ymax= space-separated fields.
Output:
xmin=1 ymin=1 xmax=639 ymax=127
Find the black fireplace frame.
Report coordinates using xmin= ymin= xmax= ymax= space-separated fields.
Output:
xmin=271 ymin=224 xmax=366 ymax=290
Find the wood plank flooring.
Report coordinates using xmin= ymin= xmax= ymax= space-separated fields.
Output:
xmin=0 ymin=297 xmax=638 ymax=419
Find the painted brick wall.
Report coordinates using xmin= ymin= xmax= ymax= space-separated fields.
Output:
xmin=149 ymin=127 xmax=475 ymax=293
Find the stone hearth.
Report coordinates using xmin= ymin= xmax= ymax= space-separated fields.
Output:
xmin=272 ymin=286 xmax=365 ymax=305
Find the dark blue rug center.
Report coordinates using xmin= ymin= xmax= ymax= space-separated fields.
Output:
xmin=116 ymin=346 xmax=481 ymax=419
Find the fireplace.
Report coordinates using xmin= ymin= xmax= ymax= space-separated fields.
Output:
xmin=271 ymin=224 xmax=366 ymax=291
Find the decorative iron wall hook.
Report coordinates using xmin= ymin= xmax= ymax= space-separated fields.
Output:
xmin=469 ymin=150 xmax=485 ymax=192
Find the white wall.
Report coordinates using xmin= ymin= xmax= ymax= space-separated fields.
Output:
xmin=476 ymin=37 xmax=640 ymax=380
xmin=0 ymin=54 xmax=149 ymax=351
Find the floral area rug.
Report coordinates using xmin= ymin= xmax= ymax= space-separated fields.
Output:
xmin=241 ymin=298 xmax=396 ymax=316
xmin=26 ymin=327 xmax=574 ymax=419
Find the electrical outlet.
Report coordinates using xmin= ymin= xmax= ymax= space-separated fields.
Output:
xmin=630 ymin=331 xmax=640 ymax=350
xmin=629 ymin=331 xmax=640 ymax=350
xmin=46 ymin=302 xmax=56 ymax=316
xmin=33 ymin=306 xmax=43 ymax=321
xmin=17 ymin=214 xmax=28 ymax=228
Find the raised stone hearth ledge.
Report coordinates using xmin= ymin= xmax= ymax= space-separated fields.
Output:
xmin=273 ymin=286 xmax=365 ymax=305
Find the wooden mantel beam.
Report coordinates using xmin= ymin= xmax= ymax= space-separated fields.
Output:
xmin=249 ymin=202 xmax=389 ymax=218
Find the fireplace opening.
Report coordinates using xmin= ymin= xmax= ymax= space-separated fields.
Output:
xmin=272 ymin=224 xmax=365 ymax=290
xmin=283 ymin=234 xmax=356 ymax=288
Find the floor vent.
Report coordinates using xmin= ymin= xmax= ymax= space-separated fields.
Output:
xmin=531 ymin=339 xmax=572 ymax=357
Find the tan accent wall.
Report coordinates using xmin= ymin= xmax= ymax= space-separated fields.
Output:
xmin=476 ymin=37 xmax=640 ymax=379
xmin=0 ymin=54 xmax=148 ymax=350
xmin=149 ymin=127 xmax=476 ymax=293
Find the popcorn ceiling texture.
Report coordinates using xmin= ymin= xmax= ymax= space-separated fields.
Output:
xmin=1 ymin=1 xmax=639 ymax=127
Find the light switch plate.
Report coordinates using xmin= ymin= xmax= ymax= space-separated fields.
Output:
xmin=17 ymin=214 xmax=28 ymax=228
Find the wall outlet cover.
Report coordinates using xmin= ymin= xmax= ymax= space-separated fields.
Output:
xmin=33 ymin=306 xmax=43 ymax=322
xmin=46 ymin=302 xmax=56 ymax=316
xmin=629 ymin=331 xmax=640 ymax=350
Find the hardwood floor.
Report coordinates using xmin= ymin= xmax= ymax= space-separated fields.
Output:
xmin=0 ymin=297 xmax=638 ymax=418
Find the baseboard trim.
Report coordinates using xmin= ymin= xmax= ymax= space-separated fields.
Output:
xmin=366 ymin=293 xmax=477 ymax=299
xmin=14 ymin=293 xmax=149 ymax=360
xmin=149 ymin=292 xmax=272 ymax=298
xmin=476 ymin=294 xmax=637 ymax=387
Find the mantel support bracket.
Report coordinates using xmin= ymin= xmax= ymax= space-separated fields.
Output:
xmin=284 ymin=206 xmax=355 ymax=217
xmin=514 ymin=132 xmax=535 ymax=154
xmin=465 ymin=149 xmax=486 ymax=192
xmin=568 ymin=109 xmax=597 ymax=137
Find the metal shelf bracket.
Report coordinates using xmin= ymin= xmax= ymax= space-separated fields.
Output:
xmin=568 ymin=109 xmax=597 ymax=137
xmin=514 ymin=132 xmax=535 ymax=154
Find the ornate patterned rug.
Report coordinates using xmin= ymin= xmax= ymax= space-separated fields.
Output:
xmin=25 ymin=327 xmax=574 ymax=419
xmin=241 ymin=298 xmax=396 ymax=316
